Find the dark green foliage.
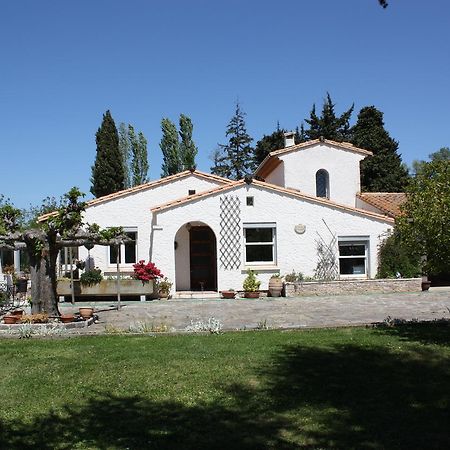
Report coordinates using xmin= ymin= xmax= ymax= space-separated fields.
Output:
xmin=253 ymin=128 xmax=285 ymax=169
xmin=179 ymin=114 xmax=198 ymax=170
xmin=90 ymin=110 xmax=125 ymax=198
xmin=352 ymin=106 xmax=410 ymax=192
xmin=302 ymin=92 xmax=354 ymax=142
xmin=211 ymin=102 xmax=254 ymax=180
xmin=0 ymin=196 xmax=21 ymax=234
xmin=118 ymin=123 xmax=131 ymax=188
xmin=160 ymin=118 xmax=181 ymax=177
xmin=377 ymin=231 xmax=421 ymax=278
xmin=397 ymin=159 xmax=450 ymax=275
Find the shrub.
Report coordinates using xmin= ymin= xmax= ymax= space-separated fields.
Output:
xmin=243 ymin=270 xmax=261 ymax=292
xmin=377 ymin=231 xmax=421 ymax=278
xmin=132 ymin=260 xmax=164 ymax=283
xmin=80 ymin=268 xmax=103 ymax=286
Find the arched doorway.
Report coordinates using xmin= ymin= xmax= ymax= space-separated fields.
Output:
xmin=174 ymin=222 xmax=217 ymax=291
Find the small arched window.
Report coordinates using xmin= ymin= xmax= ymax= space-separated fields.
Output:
xmin=316 ymin=169 xmax=330 ymax=199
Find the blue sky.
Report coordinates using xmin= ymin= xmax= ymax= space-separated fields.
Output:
xmin=1 ymin=0 xmax=449 ymax=209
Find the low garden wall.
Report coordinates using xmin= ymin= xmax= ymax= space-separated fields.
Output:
xmin=284 ymin=278 xmax=422 ymax=297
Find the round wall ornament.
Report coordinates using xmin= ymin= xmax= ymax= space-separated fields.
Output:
xmin=294 ymin=224 xmax=306 ymax=234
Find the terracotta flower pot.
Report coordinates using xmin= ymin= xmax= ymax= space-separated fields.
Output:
xmin=60 ymin=314 xmax=75 ymax=323
xmin=79 ymin=307 xmax=94 ymax=319
xmin=3 ymin=315 xmax=20 ymax=324
xmin=10 ymin=310 xmax=24 ymax=317
xmin=268 ymin=278 xmax=283 ymax=297
xmin=221 ymin=290 xmax=236 ymax=299
xmin=421 ymin=281 xmax=431 ymax=291
xmin=244 ymin=291 xmax=260 ymax=298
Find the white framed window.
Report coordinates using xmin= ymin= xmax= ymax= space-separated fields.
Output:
xmin=243 ymin=223 xmax=276 ymax=265
xmin=316 ymin=169 xmax=330 ymax=199
xmin=338 ymin=237 xmax=369 ymax=277
xmin=109 ymin=229 xmax=137 ymax=265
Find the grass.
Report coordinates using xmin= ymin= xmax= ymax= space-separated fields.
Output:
xmin=0 ymin=324 xmax=449 ymax=449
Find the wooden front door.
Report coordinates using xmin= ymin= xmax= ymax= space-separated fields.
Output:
xmin=189 ymin=226 xmax=217 ymax=291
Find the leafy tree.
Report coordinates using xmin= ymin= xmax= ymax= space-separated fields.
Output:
xmin=377 ymin=230 xmax=421 ymax=278
xmin=118 ymin=123 xmax=132 ymax=188
xmin=179 ymin=114 xmax=198 ymax=170
xmin=130 ymin=127 xmax=149 ymax=186
xmin=160 ymin=118 xmax=181 ymax=177
xmin=119 ymin=124 xmax=150 ymax=187
xmin=91 ymin=110 xmax=125 ymax=198
xmin=211 ymin=102 xmax=254 ymax=180
xmin=253 ymin=128 xmax=286 ymax=169
xmin=396 ymin=159 xmax=450 ymax=275
xmin=412 ymin=147 xmax=450 ymax=176
xmin=0 ymin=189 xmax=128 ymax=316
xmin=302 ymin=93 xmax=354 ymax=142
xmin=351 ymin=106 xmax=409 ymax=192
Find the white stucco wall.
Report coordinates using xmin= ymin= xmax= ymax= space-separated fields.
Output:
xmin=275 ymin=144 xmax=367 ymax=207
xmin=265 ymin=161 xmax=285 ymax=186
xmin=151 ymin=183 xmax=393 ymax=293
xmin=78 ymin=175 xmax=224 ymax=272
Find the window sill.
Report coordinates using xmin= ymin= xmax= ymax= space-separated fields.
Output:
xmin=241 ymin=265 xmax=279 ymax=273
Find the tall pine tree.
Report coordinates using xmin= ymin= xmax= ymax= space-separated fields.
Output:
xmin=351 ymin=106 xmax=409 ymax=192
xmin=302 ymin=93 xmax=353 ymax=141
xmin=211 ymin=102 xmax=254 ymax=180
xmin=91 ymin=110 xmax=125 ymax=198
xmin=179 ymin=114 xmax=198 ymax=170
xmin=160 ymin=118 xmax=181 ymax=177
xmin=132 ymin=130 xmax=149 ymax=185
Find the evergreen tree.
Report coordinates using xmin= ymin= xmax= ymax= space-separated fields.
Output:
xmin=253 ymin=128 xmax=285 ymax=168
xmin=160 ymin=118 xmax=181 ymax=177
xmin=211 ymin=102 xmax=254 ymax=180
xmin=351 ymin=106 xmax=409 ymax=192
xmin=412 ymin=147 xmax=450 ymax=175
xmin=91 ymin=110 xmax=125 ymax=198
xmin=302 ymin=93 xmax=354 ymax=141
xmin=132 ymin=131 xmax=149 ymax=185
xmin=118 ymin=123 xmax=131 ymax=188
xmin=179 ymin=114 xmax=198 ymax=170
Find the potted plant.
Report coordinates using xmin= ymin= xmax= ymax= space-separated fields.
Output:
xmin=268 ymin=274 xmax=283 ymax=297
xmin=80 ymin=268 xmax=103 ymax=287
xmin=221 ymin=289 xmax=236 ymax=299
xmin=243 ymin=269 xmax=261 ymax=298
xmin=132 ymin=260 xmax=163 ymax=284
xmin=157 ymin=277 xmax=172 ymax=299
xmin=59 ymin=314 xmax=75 ymax=323
xmin=79 ymin=306 xmax=94 ymax=319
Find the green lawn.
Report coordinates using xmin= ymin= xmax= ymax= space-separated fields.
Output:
xmin=1 ymin=324 xmax=449 ymax=449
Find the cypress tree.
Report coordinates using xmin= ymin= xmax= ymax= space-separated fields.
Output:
xmin=303 ymin=93 xmax=354 ymax=141
xmin=90 ymin=110 xmax=125 ymax=198
xmin=179 ymin=114 xmax=198 ymax=170
xmin=351 ymin=106 xmax=409 ymax=192
xmin=211 ymin=102 xmax=254 ymax=180
xmin=160 ymin=118 xmax=181 ymax=177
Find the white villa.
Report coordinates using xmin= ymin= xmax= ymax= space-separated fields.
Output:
xmin=54 ymin=135 xmax=405 ymax=296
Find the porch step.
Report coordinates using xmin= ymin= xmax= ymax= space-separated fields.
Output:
xmin=173 ymin=291 xmax=220 ymax=300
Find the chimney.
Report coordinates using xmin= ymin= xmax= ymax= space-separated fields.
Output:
xmin=284 ymin=131 xmax=295 ymax=147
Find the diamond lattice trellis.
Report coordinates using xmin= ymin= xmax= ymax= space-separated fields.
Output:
xmin=219 ymin=195 xmax=241 ymax=270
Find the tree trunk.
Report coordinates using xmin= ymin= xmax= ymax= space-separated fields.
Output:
xmin=29 ymin=244 xmax=60 ymax=316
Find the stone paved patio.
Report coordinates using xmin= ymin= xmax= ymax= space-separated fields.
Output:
xmin=57 ymin=287 xmax=450 ymax=334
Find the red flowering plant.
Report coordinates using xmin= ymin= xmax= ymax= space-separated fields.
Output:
xmin=132 ymin=260 xmax=164 ymax=284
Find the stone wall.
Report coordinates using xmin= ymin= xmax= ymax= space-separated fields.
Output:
xmin=284 ymin=278 xmax=422 ymax=297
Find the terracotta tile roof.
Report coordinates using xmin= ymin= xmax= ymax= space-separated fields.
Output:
xmin=255 ymin=138 xmax=373 ymax=178
xmin=152 ymin=178 xmax=394 ymax=224
xmin=38 ymin=170 xmax=232 ymax=222
xmin=357 ymin=193 xmax=407 ymax=218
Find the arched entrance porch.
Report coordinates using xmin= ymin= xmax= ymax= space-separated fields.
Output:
xmin=174 ymin=222 xmax=217 ymax=292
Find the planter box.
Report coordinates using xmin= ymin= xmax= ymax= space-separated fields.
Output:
xmin=57 ymin=279 xmax=155 ymax=296
xmin=284 ymin=278 xmax=422 ymax=297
